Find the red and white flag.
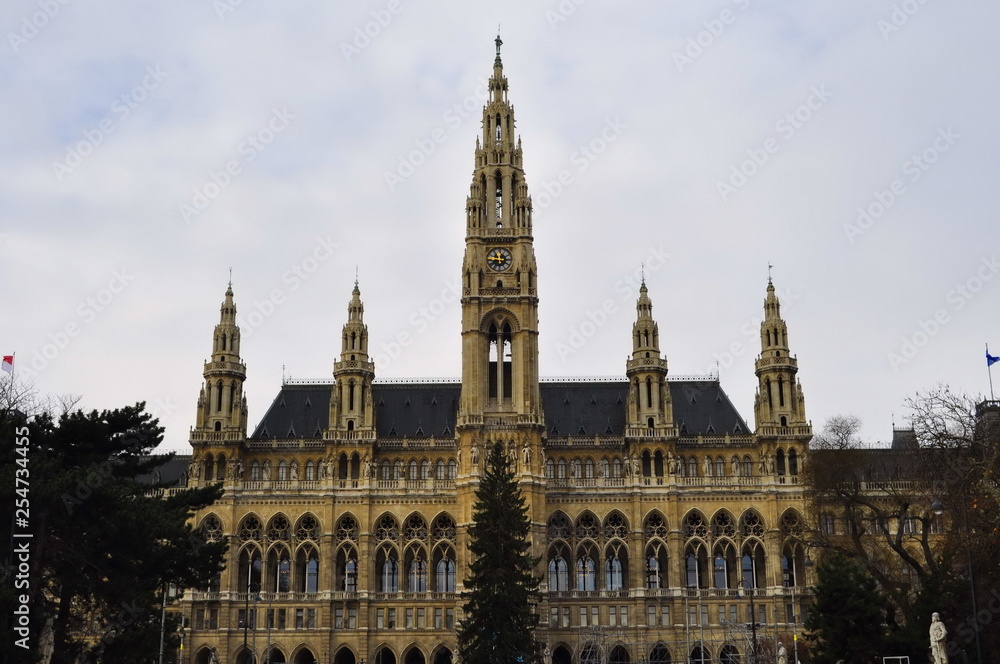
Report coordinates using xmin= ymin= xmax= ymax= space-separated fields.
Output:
xmin=2 ymin=355 xmax=13 ymax=374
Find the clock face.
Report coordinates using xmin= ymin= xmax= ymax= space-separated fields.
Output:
xmin=486 ymin=247 xmax=512 ymax=272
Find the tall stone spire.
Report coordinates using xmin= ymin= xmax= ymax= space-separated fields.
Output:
xmin=330 ymin=281 xmax=375 ymax=437
xmin=626 ymin=280 xmax=672 ymax=433
xmin=195 ymin=284 xmax=248 ymax=434
xmin=753 ymin=278 xmax=807 ymax=429
xmin=458 ymin=38 xmax=541 ymax=427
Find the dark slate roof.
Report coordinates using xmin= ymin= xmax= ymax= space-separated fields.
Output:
xmin=250 ymin=379 xmax=750 ymax=440
xmin=137 ymin=455 xmax=192 ymax=486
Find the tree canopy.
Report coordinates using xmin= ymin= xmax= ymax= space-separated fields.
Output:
xmin=1 ymin=394 xmax=228 ymax=664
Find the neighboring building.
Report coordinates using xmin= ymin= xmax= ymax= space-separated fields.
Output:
xmin=181 ymin=39 xmax=814 ymax=664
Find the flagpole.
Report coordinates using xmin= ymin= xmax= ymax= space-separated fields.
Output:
xmin=988 ymin=344 xmax=996 ymax=400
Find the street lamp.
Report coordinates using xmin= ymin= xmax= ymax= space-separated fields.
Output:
xmin=243 ymin=581 xmax=260 ymax=664
xmin=738 ymin=579 xmax=759 ymax=664
xmin=931 ymin=499 xmax=982 ymax=664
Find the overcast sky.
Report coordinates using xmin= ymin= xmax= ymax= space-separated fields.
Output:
xmin=3 ymin=1 xmax=998 ymax=452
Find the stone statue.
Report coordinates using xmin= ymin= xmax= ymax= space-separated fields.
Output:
xmin=471 ymin=444 xmax=479 ymax=466
xmin=262 ymin=460 xmax=271 ymax=481
xmin=227 ymin=459 xmax=237 ymax=480
xmin=598 ymin=458 xmax=609 ymax=478
xmin=631 ymin=454 xmax=640 ymax=476
xmin=758 ymin=457 xmax=767 ymax=475
xmin=930 ymin=612 xmax=948 ymax=664
xmin=363 ymin=453 xmax=373 ymax=478
xmin=667 ymin=453 xmax=678 ymax=475
xmin=236 ymin=459 xmax=244 ymax=480
xmin=544 ymin=645 xmax=552 ymax=664
xmin=703 ymin=456 xmax=712 ymax=477
xmin=522 ymin=443 xmax=531 ymax=466
xmin=456 ymin=446 xmax=462 ymax=468
xmin=289 ymin=460 xmax=299 ymax=480
xmin=767 ymin=454 xmax=776 ymax=475
xmin=210 ymin=647 xmax=220 ymax=664
xmin=732 ymin=457 xmax=740 ymax=476
xmin=189 ymin=459 xmax=200 ymax=481
xmin=777 ymin=642 xmax=787 ymax=664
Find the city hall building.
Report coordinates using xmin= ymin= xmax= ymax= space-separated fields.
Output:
xmin=181 ymin=39 xmax=814 ymax=664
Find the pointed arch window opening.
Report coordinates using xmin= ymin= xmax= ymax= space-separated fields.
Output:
xmin=487 ymin=323 xmax=513 ymax=404
xmin=645 ymin=378 xmax=653 ymax=409
xmin=778 ymin=376 xmax=785 ymax=407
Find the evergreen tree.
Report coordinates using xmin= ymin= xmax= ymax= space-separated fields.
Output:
xmin=805 ymin=552 xmax=890 ymax=664
xmin=0 ymin=402 xmax=228 ymax=664
xmin=458 ymin=442 xmax=541 ymax=664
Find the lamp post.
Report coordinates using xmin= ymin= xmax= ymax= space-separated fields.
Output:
xmin=243 ymin=581 xmax=260 ymax=664
xmin=739 ymin=579 xmax=759 ymax=664
xmin=931 ymin=499 xmax=982 ymax=664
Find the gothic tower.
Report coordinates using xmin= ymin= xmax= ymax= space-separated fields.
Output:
xmin=457 ymin=36 xmax=542 ymax=433
xmin=625 ymin=279 xmax=673 ymax=434
xmin=194 ymin=283 xmax=248 ymax=436
xmin=329 ymin=281 xmax=376 ymax=437
xmin=753 ymin=278 xmax=808 ymax=429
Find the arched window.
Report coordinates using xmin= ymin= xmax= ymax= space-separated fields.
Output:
xmin=381 ymin=460 xmax=391 ymax=480
xmin=407 ymin=550 xmax=427 ymax=592
xmin=605 ymin=544 xmax=626 ymax=591
xmin=545 ymin=458 xmax=554 ymax=478
xmin=788 ymin=448 xmax=799 ymax=475
xmin=380 ymin=551 xmax=399 ymax=593
xmin=393 ymin=460 xmax=404 ymax=480
xmin=685 ymin=553 xmax=699 ymax=588
xmin=420 ymin=460 xmax=431 ymax=480
xmin=584 ymin=458 xmax=594 ymax=479
xmin=435 ymin=551 xmax=456 ymax=592
xmin=776 ymin=449 xmax=786 ymax=476
xmin=436 ymin=459 xmax=445 ymax=480
xmin=447 ymin=459 xmax=456 ymax=479
xmin=742 ymin=455 xmax=753 ymax=476
xmin=298 ymin=548 xmax=319 ymax=593
xmin=338 ymin=548 xmax=358 ymax=593
xmin=612 ymin=457 xmax=622 ymax=478
xmin=649 ymin=644 xmax=671 ymax=664
xmin=778 ymin=375 xmax=785 ymax=407
xmin=409 ymin=460 xmax=418 ymax=480
xmin=715 ymin=456 xmax=725 ymax=477
xmin=305 ymin=460 xmax=315 ymax=481
xmin=646 ymin=377 xmax=653 ymax=408
xmin=548 ymin=551 xmax=569 ymax=591
xmin=277 ymin=460 xmax=287 ymax=481
xmin=576 ymin=549 xmax=596 ymax=591
xmin=646 ymin=554 xmax=661 ymax=589
xmin=269 ymin=548 xmax=291 ymax=593
xmin=250 ymin=461 xmax=260 ymax=481
xmin=687 ymin=457 xmax=698 ymax=477
xmin=557 ymin=459 xmax=567 ymax=479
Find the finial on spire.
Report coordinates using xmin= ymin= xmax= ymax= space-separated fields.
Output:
xmin=641 ymin=262 xmax=646 ymax=288
xmin=495 ymin=31 xmax=503 ymax=63
xmin=767 ymin=262 xmax=773 ymax=284
xmin=228 ymin=267 xmax=232 ymax=288
xmin=354 ymin=266 xmax=359 ymax=289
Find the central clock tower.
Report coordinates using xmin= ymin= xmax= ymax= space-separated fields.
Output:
xmin=458 ymin=35 xmax=542 ymax=430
